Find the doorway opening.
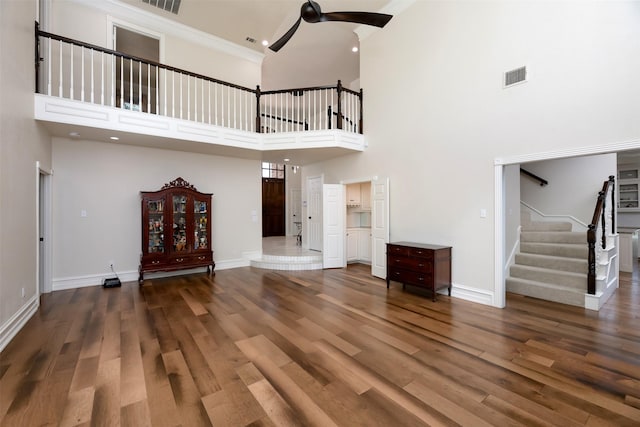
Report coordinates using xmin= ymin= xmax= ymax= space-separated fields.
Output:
xmin=262 ymin=162 xmax=285 ymax=237
xmin=113 ymin=25 xmax=160 ymax=113
xmin=346 ymin=181 xmax=372 ymax=265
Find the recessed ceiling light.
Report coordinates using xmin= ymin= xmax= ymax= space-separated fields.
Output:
xmin=262 ymin=40 xmax=269 ymax=46
xmin=352 ymin=46 xmax=359 ymax=53
xmin=110 ymin=136 xmax=119 ymax=141
xmin=69 ymin=132 xmax=80 ymax=137
xmin=284 ymin=158 xmax=290 ymax=162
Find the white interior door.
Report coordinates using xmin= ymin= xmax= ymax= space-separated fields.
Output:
xmin=288 ymin=188 xmax=301 ymax=236
xmin=323 ymin=184 xmax=346 ymax=269
xmin=38 ymin=167 xmax=52 ymax=294
xmin=307 ymin=175 xmax=323 ymax=251
xmin=371 ymin=177 xmax=390 ymax=278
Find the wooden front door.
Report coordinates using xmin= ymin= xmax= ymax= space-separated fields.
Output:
xmin=262 ymin=178 xmax=285 ymax=237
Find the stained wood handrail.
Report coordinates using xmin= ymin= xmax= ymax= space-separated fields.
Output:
xmin=520 ymin=168 xmax=548 ymax=186
xmin=587 ymin=175 xmax=615 ymax=295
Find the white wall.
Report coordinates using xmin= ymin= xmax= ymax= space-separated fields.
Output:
xmin=521 ymin=154 xmax=617 ymax=224
xmin=52 ymin=138 xmax=262 ymax=286
xmin=304 ymin=1 xmax=640 ymax=304
xmin=51 ymin=0 xmax=261 ymax=88
xmin=0 ymin=1 xmax=53 ymax=345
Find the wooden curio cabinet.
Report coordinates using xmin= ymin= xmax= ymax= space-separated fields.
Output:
xmin=139 ymin=177 xmax=214 ymax=283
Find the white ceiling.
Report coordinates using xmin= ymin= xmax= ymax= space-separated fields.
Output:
xmin=121 ymin=0 xmax=390 ymax=53
xmin=119 ymin=0 xmax=391 ymax=88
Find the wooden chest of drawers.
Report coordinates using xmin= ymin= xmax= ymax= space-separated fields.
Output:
xmin=386 ymin=242 xmax=452 ymax=301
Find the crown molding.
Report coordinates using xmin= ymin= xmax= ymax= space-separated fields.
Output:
xmin=494 ymin=138 xmax=640 ymax=166
xmin=355 ymin=0 xmax=417 ymax=41
xmin=67 ymin=0 xmax=264 ymax=64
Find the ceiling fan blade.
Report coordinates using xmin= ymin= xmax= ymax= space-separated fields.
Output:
xmin=269 ymin=16 xmax=303 ymax=52
xmin=319 ymin=11 xmax=393 ymax=28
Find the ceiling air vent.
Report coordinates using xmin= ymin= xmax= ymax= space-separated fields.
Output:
xmin=142 ymin=0 xmax=181 ymax=15
xmin=504 ymin=66 xmax=527 ymax=88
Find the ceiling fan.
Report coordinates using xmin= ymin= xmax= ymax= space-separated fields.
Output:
xmin=269 ymin=1 xmax=393 ymax=52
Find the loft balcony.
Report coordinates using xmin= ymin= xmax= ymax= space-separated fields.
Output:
xmin=34 ymin=25 xmax=365 ymax=164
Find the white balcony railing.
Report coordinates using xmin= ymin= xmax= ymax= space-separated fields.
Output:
xmin=36 ymin=24 xmax=363 ymax=136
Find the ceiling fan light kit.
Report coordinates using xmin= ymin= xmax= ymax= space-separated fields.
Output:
xmin=269 ymin=1 xmax=393 ymax=52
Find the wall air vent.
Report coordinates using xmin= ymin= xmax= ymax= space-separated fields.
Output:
xmin=504 ymin=66 xmax=527 ymax=88
xmin=142 ymin=0 xmax=181 ymax=15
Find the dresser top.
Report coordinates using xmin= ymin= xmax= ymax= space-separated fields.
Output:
xmin=389 ymin=241 xmax=452 ymax=250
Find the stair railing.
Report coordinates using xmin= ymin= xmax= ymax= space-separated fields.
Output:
xmin=587 ymin=175 xmax=616 ymax=294
xmin=520 ymin=168 xmax=548 ymax=186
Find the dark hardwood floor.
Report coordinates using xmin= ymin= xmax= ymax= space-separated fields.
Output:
xmin=1 ymin=263 xmax=639 ymax=426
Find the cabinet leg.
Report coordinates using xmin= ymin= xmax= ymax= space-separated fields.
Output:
xmin=448 ymin=286 xmax=451 ymax=296
xmin=386 ymin=278 xmax=390 ymax=289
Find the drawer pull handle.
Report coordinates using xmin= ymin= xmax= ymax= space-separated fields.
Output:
xmin=418 ymin=263 xmax=424 ymax=267
xmin=394 ymin=272 xmax=400 ymax=276
xmin=176 ymin=258 xmax=184 ymax=262
xmin=152 ymin=260 xmax=160 ymax=265
xmin=198 ymin=256 xmax=205 ymax=260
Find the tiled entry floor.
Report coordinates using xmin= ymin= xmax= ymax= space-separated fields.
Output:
xmin=252 ymin=236 xmax=323 ymax=271
xmin=262 ymin=236 xmax=318 ymax=256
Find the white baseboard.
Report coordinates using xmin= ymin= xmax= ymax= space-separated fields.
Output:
xmin=52 ymin=255 xmax=259 ymax=290
xmin=53 ymin=271 xmax=138 ymax=291
xmin=585 ymin=275 xmax=619 ymax=311
xmin=0 ymin=295 xmax=39 ymax=353
xmin=449 ymin=283 xmax=495 ymax=306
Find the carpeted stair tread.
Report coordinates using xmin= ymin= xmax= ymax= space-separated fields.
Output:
xmin=522 ymin=221 xmax=573 ymax=232
xmin=514 ymin=252 xmax=587 ymax=274
xmin=506 ymin=277 xmax=585 ymax=307
xmin=520 ymin=242 xmax=587 ymax=259
xmin=509 ymin=264 xmax=586 ymax=290
xmin=521 ymin=231 xmax=586 ymax=244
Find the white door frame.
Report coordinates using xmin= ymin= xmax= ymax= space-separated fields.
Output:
xmin=494 ymin=137 xmax=640 ymax=308
xmin=340 ymin=176 xmax=389 ymax=278
xmin=107 ymin=17 xmax=165 ymax=62
xmin=37 ymin=162 xmax=53 ymax=294
xmin=306 ymin=174 xmax=324 ymax=251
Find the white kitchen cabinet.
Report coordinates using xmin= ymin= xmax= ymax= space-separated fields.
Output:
xmin=347 ymin=227 xmax=371 ymax=263
xmin=347 ymin=184 xmax=361 ymax=206
xmin=347 ymin=228 xmax=359 ymax=261
xmin=358 ymin=229 xmax=371 ymax=262
xmin=619 ymin=168 xmax=640 ymax=210
xmin=360 ymin=182 xmax=371 ymax=210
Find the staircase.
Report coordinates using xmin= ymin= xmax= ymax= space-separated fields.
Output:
xmin=506 ymin=219 xmax=588 ymax=307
